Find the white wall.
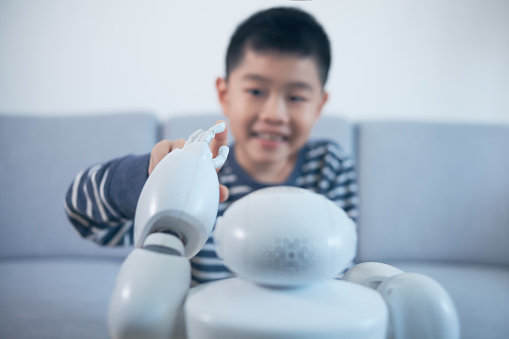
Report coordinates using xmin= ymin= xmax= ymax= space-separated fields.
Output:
xmin=0 ymin=0 xmax=508 ymax=123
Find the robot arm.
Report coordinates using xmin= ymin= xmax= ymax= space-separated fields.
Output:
xmin=343 ymin=262 xmax=460 ymax=339
xmin=108 ymin=123 xmax=229 ymax=339
xmin=133 ymin=122 xmax=229 ymax=257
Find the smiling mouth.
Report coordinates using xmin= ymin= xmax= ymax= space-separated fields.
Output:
xmin=253 ymin=132 xmax=288 ymax=142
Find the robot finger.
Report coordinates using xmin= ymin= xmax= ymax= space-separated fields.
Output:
xmin=184 ymin=129 xmax=204 ymax=146
xmin=198 ymin=130 xmax=215 ymax=144
xmin=212 ymin=145 xmax=229 ymax=169
xmin=209 ymin=121 xmax=226 ymax=135
xmin=199 ymin=122 xmax=227 ymax=144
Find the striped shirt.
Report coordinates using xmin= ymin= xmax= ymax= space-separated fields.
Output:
xmin=64 ymin=139 xmax=358 ymax=285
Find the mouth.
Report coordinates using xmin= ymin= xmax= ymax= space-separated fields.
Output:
xmin=252 ymin=132 xmax=288 ymax=143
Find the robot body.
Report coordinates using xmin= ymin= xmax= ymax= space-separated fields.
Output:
xmin=108 ymin=123 xmax=460 ymax=339
xmin=186 ymin=278 xmax=388 ymax=339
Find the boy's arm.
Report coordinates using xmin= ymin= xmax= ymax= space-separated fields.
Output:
xmin=64 ymin=122 xmax=229 ymax=247
xmin=321 ymin=141 xmax=359 ymax=272
xmin=64 ymin=153 xmax=150 ymax=246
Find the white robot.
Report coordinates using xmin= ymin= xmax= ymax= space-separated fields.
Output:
xmin=108 ymin=123 xmax=460 ymax=339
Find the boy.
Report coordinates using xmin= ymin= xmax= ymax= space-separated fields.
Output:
xmin=65 ymin=7 xmax=358 ymax=286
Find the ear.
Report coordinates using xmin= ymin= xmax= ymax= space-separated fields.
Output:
xmin=216 ymin=77 xmax=230 ymax=117
xmin=315 ymin=91 xmax=329 ymax=120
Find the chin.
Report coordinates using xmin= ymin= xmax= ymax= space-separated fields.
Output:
xmin=255 ymin=153 xmax=295 ymax=168
xmin=251 ymin=155 xmax=280 ymax=166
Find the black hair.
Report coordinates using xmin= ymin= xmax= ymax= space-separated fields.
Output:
xmin=225 ymin=7 xmax=331 ymax=86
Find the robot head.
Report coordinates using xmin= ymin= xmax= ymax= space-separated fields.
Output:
xmin=214 ymin=186 xmax=357 ymax=287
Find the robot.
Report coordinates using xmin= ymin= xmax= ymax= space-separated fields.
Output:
xmin=108 ymin=123 xmax=460 ymax=339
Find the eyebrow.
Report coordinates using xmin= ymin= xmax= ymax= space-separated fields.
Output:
xmin=242 ymin=74 xmax=314 ymax=91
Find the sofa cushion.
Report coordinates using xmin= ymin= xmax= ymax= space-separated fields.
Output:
xmin=0 ymin=113 xmax=158 ymax=258
xmin=386 ymin=260 xmax=509 ymax=339
xmin=0 ymin=258 xmax=123 ymax=339
xmin=356 ymin=121 xmax=509 ymax=265
xmin=162 ymin=114 xmax=356 ymax=157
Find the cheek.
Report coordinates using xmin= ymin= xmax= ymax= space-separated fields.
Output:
xmin=294 ymin=112 xmax=317 ymax=129
xmin=291 ymin=117 xmax=317 ymax=141
xmin=228 ymin=115 xmax=251 ymax=141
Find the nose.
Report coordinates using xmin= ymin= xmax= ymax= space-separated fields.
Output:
xmin=259 ymin=95 xmax=289 ymax=124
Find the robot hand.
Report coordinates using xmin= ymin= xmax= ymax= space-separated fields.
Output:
xmin=108 ymin=123 xmax=229 ymax=339
xmin=183 ymin=122 xmax=229 ymax=169
xmin=343 ymin=262 xmax=460 ymax=339
xmin=134 ymin=122 xmax=229 ymax=258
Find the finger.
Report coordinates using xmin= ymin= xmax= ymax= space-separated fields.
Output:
xmin=210 ymin=120 xmax=228 ymax=159
xmin=148 ymin=139 xmax=186 ymax=175
xmin=149 ymin=140 xmax=169 ymax=175
xmin=185 ymin=129 xmax=203 ymax=146
xmin=219 ymin=184 xmax=229 ymax=203
xmin=212 ymin=145 xmax=229 ymax=169
xmin=173 ymin=139 xmax=186 ymax=149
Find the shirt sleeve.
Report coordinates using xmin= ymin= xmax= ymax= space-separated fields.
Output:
xmin=63 ymin=153 xmax=151 ymax=246
xmin=322 ymin=142 xmax=360 ymax=222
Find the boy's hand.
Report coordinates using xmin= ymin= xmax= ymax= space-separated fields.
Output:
xmin=148 ymin=139 xmax=186 ymax=175
xmin=148 ymin=121 xmax=230 ymax=203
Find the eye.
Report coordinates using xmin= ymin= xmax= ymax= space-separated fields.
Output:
xmin=247 ymin=88 xmax=264 ymax=97
xmin=289 ymin=95 xmax=306 ymax=102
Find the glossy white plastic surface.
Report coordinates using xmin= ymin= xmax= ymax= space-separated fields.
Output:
xmin=133 ymin=123 xmax=228 ymax=258
xmin=185 ymin=277 xmax=388 ymax=339
xmin=108 ymin=234 xmax=191 ymax=339
xmin=344 ymin=262 xmax=460 ymax=339
xmin=109 ymin=123 xmax=228 ymax=339
xmin=378 ymin=273 xmax=460 ymax=339
xmin=343 ymin=262 xmax=404 ymax=289
xmin=142 ymin=232 xmax=185 ymax=255
xmin=214 ymin=186 xmax=357 ymax=287
xmin=109 ymin=122 xmax=460 ymax=339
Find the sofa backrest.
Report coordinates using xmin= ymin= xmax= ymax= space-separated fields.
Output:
xmin=356 ymin=121 xmax=509 ymax=266
xmin=0 ymin=113 xmax=158 ymax=258
xmin=162 ymin=113 xmax=356 ymax=157
xmin=4 ymin=112 xmax=506 ymax=266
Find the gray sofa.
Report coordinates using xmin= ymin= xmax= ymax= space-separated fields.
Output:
xmin=1 ymin=113 xmax=508 ymax=339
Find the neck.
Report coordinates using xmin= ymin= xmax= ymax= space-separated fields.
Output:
xmin=235 ymin=148 xmax=297 ymax=184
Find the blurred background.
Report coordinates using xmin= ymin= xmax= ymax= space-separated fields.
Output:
xmin=0 ymin=0 xmax=508 ymax=123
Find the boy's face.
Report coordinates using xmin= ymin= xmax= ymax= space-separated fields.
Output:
xmin=217 ymin=49 xmax=328 ymax=176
